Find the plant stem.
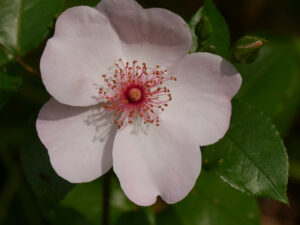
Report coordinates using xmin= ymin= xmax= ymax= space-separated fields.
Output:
xmin=15 ymin=57 xmax=40 ymax=77
xmin=0 ymin=44 xmax=40 ymax=77
xmin=102 ymin=172 xmax=111 ymax=225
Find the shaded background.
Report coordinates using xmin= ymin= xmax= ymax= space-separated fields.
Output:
xmin=0 ymin=0 xmax=299 ymax=224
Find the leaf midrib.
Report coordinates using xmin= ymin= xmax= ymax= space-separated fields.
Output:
xmin=225 ymin=134 xmax=285 ymax=202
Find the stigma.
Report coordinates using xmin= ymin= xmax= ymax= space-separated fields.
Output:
xmin=98 ymin=59 xmax=177 ymax=129
xmin=128 ymin=87 xmax=142 ymax=103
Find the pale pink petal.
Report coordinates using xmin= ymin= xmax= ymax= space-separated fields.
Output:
xmin=165 ymin=53 xmax=242 ymax=146
xmin=97 ymin=0 xmax=192 ymax=68
xmin=113 ymin=118 xmax=201 ymax=206
xmin=36 ymin=98 xmax=116 ymax=183
xmin=41 ymin=6 xmax=123 ymax=106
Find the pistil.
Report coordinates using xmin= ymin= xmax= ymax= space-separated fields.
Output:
xmin=98 ymin=59 xmax=176 ymax=128
xmin=128 ymin=87 xmax=142 ymax=103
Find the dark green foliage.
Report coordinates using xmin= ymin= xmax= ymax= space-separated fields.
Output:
xmin=0 ymin=0 xmax=296 ymax=224
xmin=0 ymin=0 xmax=64 ymax=56
xmin=175 ymin=172 xmax=260 ymax=225
xmin=48 ymin=206 xmax=93 ymax=225
xmin=236 ymin=37 xmax=300 ymax=135
xmin=21 ymin=117 xmax=74 ymax=211
xmin=0 ymin=63 xmax=22 ymax=110
xmin=114 ymin=211 xmax=151 ymax=225
xmin=202 ymin=101 xmax=288 ymax=203
xmin=189 ymin=0 xmax=230 ymax=57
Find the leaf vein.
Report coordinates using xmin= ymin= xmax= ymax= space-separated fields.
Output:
xmin=225 ymin=134 xmax=283 ymax=199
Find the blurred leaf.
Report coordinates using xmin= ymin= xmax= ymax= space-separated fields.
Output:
xmin=0 ymin=63 xmax=22 ymax=110
xmin=175 ymin=172 xmax=260 ymax=225
xmin=202 ymin=100 xmax=288 ymax=203
xmin=21 ymin=116 xmax=74 ymax=211
xmin=295 ymin=38 xmax=300 ymax=54
xmin=285 ymin=115 xmax=300 ymax=183
xmin=61 ymin=179 xmax=103 ymax=225
xmin=114 ymin=211 xmax=151 ymax=225
xmin=155 ymin=207 xmax=184 ymax=225
xmin=48 ymin=206 xmax=92 ymax=225
xmin=62 ymin=0 xmax=99 ymax=10
xmin=236 ymin=37 xmax=300 ymax=135
xmin=110 ymin=176 xmax=136 ymax=223
xmin=189 ymin=0 xmax=230 ymax=57
xmin=289 ymin=160 xmax=300 ymax=182
xmin=61 ymin=175 xmax=134 ymax=225
xmin=2 ymin=182 xmax=47 ymax=225
xmin=0 ymin=0 xmax=64 ymax=56
xmin=0 ymin=46 xmax=13 ymax=66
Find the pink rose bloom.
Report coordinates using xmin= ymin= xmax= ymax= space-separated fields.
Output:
xmin=36 ymin=0 xmax=241 ymax=206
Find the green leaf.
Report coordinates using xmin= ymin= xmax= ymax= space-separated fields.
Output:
xmin=175 ymin=172 xmax=260 ymax=225
xmin=0 ymin=46 xmax=13 ymax=66
xmin=2 ymin=182 xmax=48 ymax=225
xmin=21 ymin=116 xmax=74 ymax=211
xmin=110 ymin=176 xmax=136 ymax=223
xmin=189 ymin=0 xmax=230 ymax=57
xmin=114 ymin=211 xmax=151 ymax=225
xmin=236 ymin=36 xmax=300 ymax=135
xmin=0 ymin=0 xmax=64 ymax=56
xmin=62 ymin=0 xmax=99 ymax=11
xmin=202 ymin=100 xmax=289 ymax=203
xmin=48 ymin=206 xmax=93 ymax=225
xmin=0 ymin=63 xmax=22 ymax=110
xmin=60 ymin=179 xmax=103 ymax=225
xmin=155 ymin=207 xmax=184 ymax=225
xmin=61 ymin=175 xmax=135 ymax=225
xmin=289 ymin=160 xmax=300 ymax=182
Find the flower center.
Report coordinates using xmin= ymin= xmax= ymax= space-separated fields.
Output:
xmin=128 ymin=87 xmax=142 ymax=103
xmin=98 ymin=59 xmax=177 ymax=129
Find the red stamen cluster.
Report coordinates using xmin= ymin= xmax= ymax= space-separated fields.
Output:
xmin=98 ymin=59 xmax=176 ymax=128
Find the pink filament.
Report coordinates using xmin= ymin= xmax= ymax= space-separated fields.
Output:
xmin=98 ymin=59 xmax=176 ymax=128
